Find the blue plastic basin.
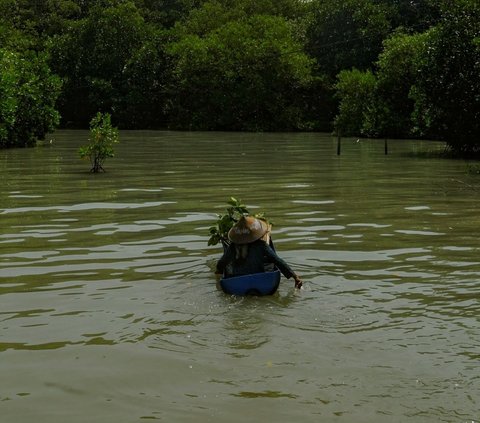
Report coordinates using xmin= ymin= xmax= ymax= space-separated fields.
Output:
xmin=220 ymin=270 xmax=281 ymax=296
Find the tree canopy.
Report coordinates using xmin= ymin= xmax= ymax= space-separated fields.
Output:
xmin=0 ymin=48 xmax=61 ymax=148
xmin=168 ymin=12 xmax=315 ymax=130
xmin=0 ymin=0 xmax=478 ymax=154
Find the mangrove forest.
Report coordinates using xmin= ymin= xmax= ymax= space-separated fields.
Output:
xmin=0 ymin=0 xmax=479 ymax=155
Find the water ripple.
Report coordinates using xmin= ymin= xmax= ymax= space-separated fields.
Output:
xmin=0 ymin=201 xmax=175 ymax=214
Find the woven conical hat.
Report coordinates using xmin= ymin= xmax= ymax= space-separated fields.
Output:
xmin=228 ymin=216 xmax=268 ymax=244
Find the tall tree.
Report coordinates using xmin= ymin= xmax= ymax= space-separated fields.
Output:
xmin=168 ymin=12 xmax=315 ymax=130
xmin=49 ymin=1 xmax=148 ymax=126
xmin=306 ymin=0 xmax=391 ymax=80
xmin=334 ymin=68 xmax=376 ymax=136
xmin=0 ymin=49 xmax=61 ymax=148
xmin=375 ymin=0 xmax=441 ymax=32
xmin=366 ymin=31 xmax=429 ymax=138
xmin=410 ymin=0 xmax=480 ymax=153
xmin=134 ymin=0 xmax=205 ymax=27
xmin=116 ymin=29 xmax=174 ymax=128
xmin=0 ymin=0 xmax=80 ymax=46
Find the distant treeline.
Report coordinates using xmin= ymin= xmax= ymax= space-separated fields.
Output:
xmin=0 ymin=0 xmax=479 ymax=154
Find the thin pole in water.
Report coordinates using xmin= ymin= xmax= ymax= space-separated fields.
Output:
xmin=337 ymin=132 xmax=341 ymax=156
xmin=384 ymin=138 xmax=388 ymax=155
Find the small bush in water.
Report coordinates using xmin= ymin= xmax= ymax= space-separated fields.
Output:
xmin=79 ymin=113 xmax=119 ymax=173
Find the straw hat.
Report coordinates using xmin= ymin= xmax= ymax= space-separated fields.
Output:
xmin=228 ymin=216 xmax=269 ymax=244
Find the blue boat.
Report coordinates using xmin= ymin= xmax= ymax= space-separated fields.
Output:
xmin=220 ymin=269 xmax=281 ymax=296
xmin=218 ymin=236 xmax=282 ymax=296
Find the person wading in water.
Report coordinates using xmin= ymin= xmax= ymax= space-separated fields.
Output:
xmin=216 ymin=216 xmax=303 ymax=289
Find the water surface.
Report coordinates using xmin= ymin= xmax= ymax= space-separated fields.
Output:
xmin=1 ymin=131 xmax=479 ymax=422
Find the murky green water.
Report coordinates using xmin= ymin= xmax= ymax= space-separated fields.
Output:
xmin=1 ymin=131 xmax=479 ymax=422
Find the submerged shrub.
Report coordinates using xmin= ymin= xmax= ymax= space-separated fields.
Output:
xmin=79 ymin=112 xmax=119 ymax=172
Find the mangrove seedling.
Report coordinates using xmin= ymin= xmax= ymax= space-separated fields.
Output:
xmin=208 ymin=197 xmax=269 ymax=247
xmin=79 ymin=112 xmax=119 ymax=172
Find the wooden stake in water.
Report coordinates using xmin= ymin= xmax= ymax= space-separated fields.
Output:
xmin=337 ymin=134 xmax=341 ymax=156
xmin=384 ymin=138 xmax=388 ymax=155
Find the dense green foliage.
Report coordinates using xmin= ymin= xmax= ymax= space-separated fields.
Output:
xmin=306 ymin=0 xmax=391 ymax=80
xmin=410 ymin=1 xmax=480 ymax=154
xmin=0 ymin=48 xmax=61 ymax=148
xmin=332 ymin=0 xmax=479 ymax=154
xmin=0 ymin=0 xmax=478 ymax=154
xmin=168 ymin=12 xmax=314 ymax=130
xmin=79 ymin=112 xmax=119 ymax=172
xmin=49 ymin=2 xmax=150 ymax=127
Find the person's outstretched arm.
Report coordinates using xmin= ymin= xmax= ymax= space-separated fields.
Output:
xmin=263 ymin=242 xmax=302 ymax=289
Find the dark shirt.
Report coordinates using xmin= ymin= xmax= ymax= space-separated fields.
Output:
xmin=216 ymin=239 xmax=296 ymax=279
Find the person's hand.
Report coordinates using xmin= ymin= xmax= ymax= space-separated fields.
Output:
xmin=294 ymin=276 xmax=303 ymax=289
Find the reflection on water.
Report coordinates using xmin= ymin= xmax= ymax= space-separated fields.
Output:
xmin=1 ymin=131 xmax=479 ymax=422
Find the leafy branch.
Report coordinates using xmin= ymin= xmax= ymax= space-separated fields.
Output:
xmin=208 ymin=197 xmax=268 ymax=247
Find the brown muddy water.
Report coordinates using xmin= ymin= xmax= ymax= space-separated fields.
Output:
xmin=1 ymin=131 xmax=479 ymax=422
